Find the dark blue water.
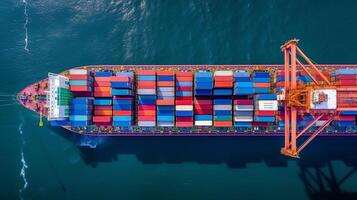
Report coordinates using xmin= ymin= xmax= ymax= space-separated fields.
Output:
xmin=1 ymin=0 xmax=357 ymax=199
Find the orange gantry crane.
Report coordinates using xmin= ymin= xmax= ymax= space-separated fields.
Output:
xmin=280 ymin=39 xmax=357 ymax=158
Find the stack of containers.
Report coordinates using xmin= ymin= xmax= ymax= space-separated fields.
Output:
xmin=253 ymin=71 xmax=271 ymax=94
xmin=69 ymin=69 xmax=93 ymax=96
xmin=69 ymin=98 xmax=93 ymax=126
xmin=233 ymin=71 xmax=253 ymax=127
xmin=137 ymin=70 xmax=156 ymax=127
xmin=233 ymin=71 xmax=254 ymax=95
xmin=94 ymin=71 xmax=112 ymax=97
xmin=175 ymin=71 xmax=194 ymax=127
xmin=112 ymin=72 xmax=135 ymax=127
xmin=194 ymin=72 xmax=213 ymax=126
xmin=156 ymin=70 xmax=175 ymax=127
xmin=254 ymin=94 xmax=278 ymax=123
xmin=93 ymin=98 xmax=112 ymax=126
xmin=213 ymin=71 xmax=233 ymax=127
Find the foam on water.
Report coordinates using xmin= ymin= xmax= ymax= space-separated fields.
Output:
xmin=77 ymin=136 xmax=105 ymax=149
xmin=22 ymin=0 xmax=29 ymax=52
xmin=18 ymin=122 xmax=28 ymax=200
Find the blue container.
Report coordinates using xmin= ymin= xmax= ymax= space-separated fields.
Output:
xmin=278 ymin=121 xmax=285 ymax=127
xmin=70 ymin=121 xmax=91 ymax=126
xmin=71 ymin=98 xmax=93 ymax=104
xmin=195 ymin=115 xmax=212 ymax=121
xmin=113 ymin=116 xmax=132 ymax=121
xmin=176 ymin=91 xmax=192 ymax=96
xmin=69 ymin=80 xmax=89 ymax=86
xmin=138 ymin=95 xmax=156 ymax=100
xmin=113 ymin=104 xmax=133 ymax=110
xmin=254 ymin=116 xmax=275 ymax=122
xmin=195 ymin=72 xmax=212 ymax=78
xmin=157 ymin=116 xmax=174 ymax=121
xmin=299 ymin=76 xmax=313 ymax=83
xmin=94 ymin=99 xmax=112 ymax=106
xmin=176 ymin=82 xmax=192 ymax=87
xmin=235 ymin=82 xmax=253 ymax=88
xmin=50 ymin=120 xmax=69 ymax=126
xmin=234 ymin=72 xmax=250 ymax=77
xmin=111 ymin=89 xmax=133 ymax=96
xmin=341 ymin=111 xmax=357 ymax=115
xmin=234 ymin=111 xmax=253 ymax=116
xmin=234 ymin=122 xmax=252 ymax=127
xmin=234 ymin=77 xmax=251 ymax=82
xmin=234 ymin=88 xmax=254 ymax=95
xmin=335 ymin=121 xmax=355 ymax=126
xmin=335 ymin=69 xmax=357 ymax=75
xmin=195 ymin=89 xmax=212 ymax=96
xmin=255 ymin=94 xmax=277 ymax=100
xmin=254 ymin=87 xmax=270 ymax=93
xmin=253 ymin=77 xmax=270 ymax=82
xmin=213 ymin=89 xmax=232 ymax=96
xmin=195 ymin=82 xmax=213 ymax=89
xmin=214 ymin=110 xmax=232 ymax=115
xmin=70 ymin=109 xmax=92 ymax=115
xmin=113 ymin=99 xmax=132 ymax=105
xmin=157 ymin=105 xmax=175 ymax=110
xmin=111 ymin=82 xmax=133 ymax=89
xmin=69 ymin=115 xmax=91 ymax=121
xmin=157 ymin=109 xmax=175 ymax=115
xmin=176 ymin=111 xmax=193 ymax=116
xmin=116 ymin=71 xmax=134 ymax=77
xmin=213 ymin=99 xmax=232 ymax=105
xmin=95 ymin=71 xmax=113 ymax=77
xmin=253 ymin=72 xmax=270 ymax=78
xmin=112 ymin=121 xmax=132 ymax=127
xmin=158 ymin=76 xmax=174 ymax=81
xmin=138 ymin=75 xmax=156 ymax=81
xmin=70 ymin=104 xmax=93 ymax=110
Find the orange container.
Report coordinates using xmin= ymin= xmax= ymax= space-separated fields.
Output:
xmin=94 ymin=77 xmax=111 ymax=82
xmin=69 ymin=86 xmax=90 ymax=92
xmin=94 ymin=81 xmax=111 ymax=87
xmin=157 ymin=70 xmax=174 ymax=76
xmin=157 ymin=100 xmax=175 ymax=105
xmin=176 ymin=71 xmax=192 ymax=77
xmin=275 ymin=82 xmax=285 ymax=87
xmin=138 ymin=110 xmax=156 ymax=116
xmin=214 ymin=81 xmax=233 ymax=88
xmin=111 ymin=76 xmax=130 ymax=82
xmin=94 ymin=110 xmax=112 ymax=116
xmin=215 ymin=76 xmax=233 ymax=82
xmin=176 ymin=76 xmax=193 ymax=82
xmin=214 ymin=121 xmax=232 ymax=127
xmin=94 ymin=91 xmax=112 ymax=97
xmin=137 ymin=81 xmax=156 ymax=88
xmin=94 ymin=87 xmax=111 ymax=92
xmin=138 ymin=115 xmax=156 ymax=121
xmin=176 ymin=122 xmax=193 ymax=127
xmin=157 ymin=81 xmax=174 ymax=87
xmin=113 ymin=110 xmax=132 ymax=116
xmin=69 ymin=74 xmax=90 ymax=80
xmin=254 ymin=82 xmax=270 ymax=87
xmin=137 ymin=70 xmax=156 ymax=75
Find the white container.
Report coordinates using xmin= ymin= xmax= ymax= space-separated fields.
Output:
xmin=138 ymin=121 xmax=156 ymax=127
xmin=176 ymin=105 xmax=193 ymax=111
xmin=214 ymin=105 xmax=232 ymax=110
xmin=214 ymin=70 xmax=233 ymax=76
xmin=158 ymin=87 xmax=174 ymax=92
xmin=69 ymin=69 xmax=87 ymax=75
xmin=234 ymin=105 xmax=254 ymax=111
xmin=137 ymin=89 xmax=156 ymax=95
xmin=234 ymin=116 xmax=253 ymax=122
xmin=195 ymin=121 xmax=212 ymax=126
xmin=157 ymin=122 xmax=175 ymax=127
xmin=255 ymin=100 xmax=278 ymax=111
xmin=157 ymin=91 xmax=175 ymax=97
xmin=158 ymin=96 xmax=175 ymax=100
xmin=315 ymin=120 xmax=327 ymax=126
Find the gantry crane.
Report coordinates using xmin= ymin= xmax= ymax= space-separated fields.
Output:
xmin=280 ymin=39 xmax=357 ymax=158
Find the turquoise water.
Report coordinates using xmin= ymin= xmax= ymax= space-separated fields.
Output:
xmin=1 ymin=0 xmax=357 ymax=199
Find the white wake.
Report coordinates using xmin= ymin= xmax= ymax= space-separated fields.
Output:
xmin=22 ymin=0 xmax=29 ymax=52
xmin=18 ymin=123 xmax=28 ymax=200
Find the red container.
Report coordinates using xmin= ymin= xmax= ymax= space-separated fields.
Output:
xmin=176 ymin=100 xmax=193 ymax=105
xmin=176 ymin=96 xmax=193 ymax=100
xmin=176 ymin=77 xmax=193 ymax=82
xmin=94 ymin=91 xmax=112 ymax=97
xmin=252 ymin=122 xmax=270 ymax=127
xmin=95 ymin=106 xmax=112 ymax=110
xmin=93 ymin=116 xmax=112 ymax=123
xmin=176 ymin=122 xmax=193 ymax=127
xmin=214 ymin=81 xmax=233 ymax=88
xmin=275 ymin=82 xmax=285 ymax=87
xmin=138 ymin=115 xmax=156 ymax=121
xmin=94 ymin=87 xmax=111 ymax=92
xmin=176 ymin=117 xmax=193 ymax=122
xmin=337 ymin=80 xmax=356 ymax=86
xmin=157 ymin=100 xmax=175 ymax=105
xmin=93 ymin=122 xmax=112 ymax=126
xmin=113 ymin=96 xmax=133 ymax=100
xmin=194 ymin=109 xmax=212 ymax=114
xmin=194 ymin=100 xmax=212 ymax=105
xmin=157 ymin=81 xmax=174 ymax=87
xmin=137 ymin=70 xmax=156 ymax=76
xmin=111 ymin=76 xmax=130 ymax=82
xmin=233 ymin=100 xmax=253 ymax=105
xmin=157 ymin=70 xmax=174 ymax=76
xmin=176 ymin=86 xmax=192 ymax=91
xmin=336 ymin=115 xmax=355 ymax=121
xmin=254 ymin=83 xmax=270 ymax=87
xmin=69 ymin=74 xmax=90 ymax=80
xmin=94 ymin=81 xmax=111 ymax=87
xmin=138 ymin=105 xmax=156 ymax=110
xmin=138 ymin=81 xmax=156 ymax=89
xmin=335 ymin=74 xmax=356 ymax=80
xmin=69 ymin=86 xmax=90 ymax=92
xmin=254 ymin=111 xmax=276 ymax=116
xmin=195 ymin=104 xmax=212 ymax=110
xmin=113 ymin=110 xmax=132 ymax=116
xmin=138 ymin=110 xmax=156 ymax=116
xmin=215 ymin=76 xmax=233 ymax=81
xmin=176 ymin=71 xmax=192 ymax=77
xmin=94 ymin=77 xmax=111 ymax=82
xmin=214 ymin=121 xmax=232 ymax=127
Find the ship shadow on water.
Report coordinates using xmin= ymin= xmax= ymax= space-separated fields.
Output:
xmin=53 ymin=127 xmax=357 ymax=200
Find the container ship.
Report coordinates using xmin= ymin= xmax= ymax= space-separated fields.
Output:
xmin=17 ymin=40 xmax=357 ymax=157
